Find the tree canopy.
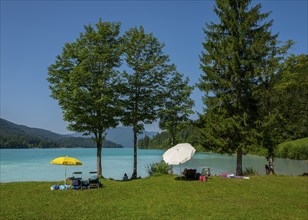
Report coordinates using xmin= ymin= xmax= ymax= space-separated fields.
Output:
xmin=274 ymin=54 xmax=308 ymax=140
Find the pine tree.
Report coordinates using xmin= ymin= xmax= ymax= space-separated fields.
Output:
xmin=199 ymin=0 xmax=291 ymax=175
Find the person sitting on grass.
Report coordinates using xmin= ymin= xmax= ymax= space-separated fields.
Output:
xmin=123 ymin=173 xmax=128 ymax=181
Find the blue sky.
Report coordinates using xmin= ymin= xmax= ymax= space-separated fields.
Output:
xmin=1 ymin=0 xmax=307 ymax=134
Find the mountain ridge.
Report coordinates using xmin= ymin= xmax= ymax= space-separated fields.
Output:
xmin=0 ymin=118 xmax=122 ymax=148
xmin=0 ymin=118 xmax=158 ymax=148
xmin=68 ymin=127 xmax=158 ymax=148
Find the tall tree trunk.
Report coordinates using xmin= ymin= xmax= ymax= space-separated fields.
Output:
xmin=169 ymin=134 xmax=175 ymax=147
xmin=132 ymin=125 xmax=138 ymax=179
xmin=236 ymin=148 xmax=243 ymax=176
xmin=96 ymin=133 xmax=103 ymax=178
xmin=267 ymin=155 xmax=275 ymax=175
xmin=170 ymin=128 xmax=177 ymax=147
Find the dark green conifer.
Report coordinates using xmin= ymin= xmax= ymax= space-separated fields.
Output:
xmin=199 ymin=0 xmax=291 ymax=175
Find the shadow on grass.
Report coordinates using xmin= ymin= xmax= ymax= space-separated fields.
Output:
xmin=107 ymin=176 xmax=142 ymax=182
xmin=174 ymin=176 xmax=199 ymax=181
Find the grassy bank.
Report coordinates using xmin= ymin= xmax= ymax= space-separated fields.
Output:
xmin=1 ymin=175 xmax=307 ymax=219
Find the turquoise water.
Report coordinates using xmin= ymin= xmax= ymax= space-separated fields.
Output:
xmin=0 ymin=148 xmax=307 ymax=182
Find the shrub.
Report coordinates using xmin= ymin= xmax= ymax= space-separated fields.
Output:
xmin=243 ymin=167 xmax=259 ymax=176
xmin=276 ymin=137 xmax=308 ymax=160
xmin=146 ymin=160 xmax=171 ymax=176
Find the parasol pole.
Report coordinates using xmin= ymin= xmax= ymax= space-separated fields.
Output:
xmin=180 ymin=163 xmax=182 ymax=180
xmin=65 ymin=166 xmax=67 ymax=185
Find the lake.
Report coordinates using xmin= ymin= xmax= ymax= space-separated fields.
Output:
xmin=0 ymin=148 xmax=307 ymax=182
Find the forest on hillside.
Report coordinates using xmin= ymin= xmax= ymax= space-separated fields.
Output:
xmin=0 ymin=119 xmax=122 ymax=149
xmin=0 ymin=134 xmax=122 ymax=149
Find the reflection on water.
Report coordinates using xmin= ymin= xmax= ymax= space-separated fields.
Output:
xmin=0 ymin=148 xmax=307 ymax=182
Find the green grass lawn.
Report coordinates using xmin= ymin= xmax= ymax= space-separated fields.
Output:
xmin=1 ymin=175 xmax=307 ymax=220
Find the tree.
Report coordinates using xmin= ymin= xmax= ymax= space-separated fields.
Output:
xmin=158 ymin=71 xmax=194 ymax=146
xmin=138 ymin=135 xmax=150 ymax=148
xmin=199 ymin=0 xmax=291 ymax=175
xmin=274 ymin=54 xmax=308 ymax=140
xmin=47 ymin=20 xmax=123 ymax=177
xmin=121 ymin=26 xmax=172 ymax=179
xmin=254 ymin=44 xmax=293 ymax=175
xmin=257 ymin=54 xmax=307 ymax=174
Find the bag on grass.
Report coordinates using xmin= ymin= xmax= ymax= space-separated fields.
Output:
xmin=50 ymin=184 xmax=59 ymax=190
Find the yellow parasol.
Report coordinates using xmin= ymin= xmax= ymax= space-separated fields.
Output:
xmin=51 ymin=156 xmax=83 ymax=184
